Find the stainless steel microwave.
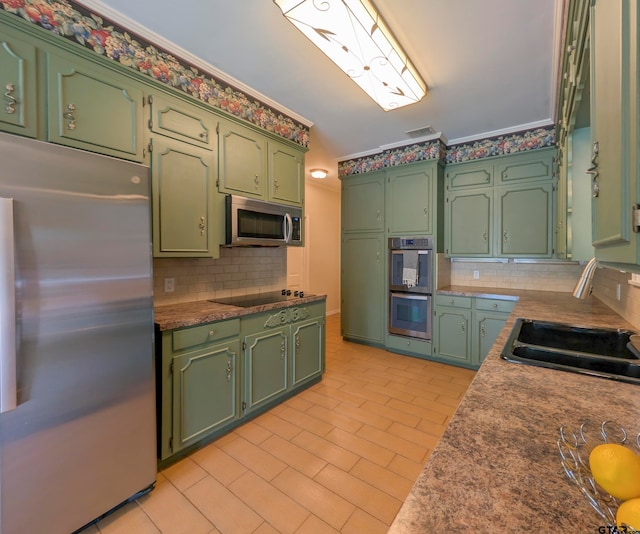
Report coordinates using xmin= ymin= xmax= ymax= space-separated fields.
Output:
xmin=225 ymin=195 xmax=303 ymax=246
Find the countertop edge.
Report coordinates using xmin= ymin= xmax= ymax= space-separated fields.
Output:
xmin=154 ymin=294 xmax=327 ymax=331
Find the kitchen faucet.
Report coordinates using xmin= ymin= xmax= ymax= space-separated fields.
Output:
xmin=572 ymin=257 xmax=597 ymax=299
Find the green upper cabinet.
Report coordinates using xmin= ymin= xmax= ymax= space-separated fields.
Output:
xmin=45 ymin=51 xmax=144 ymax=162
xmin=341 ymin=170 xmax=385 ymax=233
xmin=386 ymin=162 xmax=434 ymax=236
xmin=268 ymin=139 xmax=304 ymax=206
xmin=151 ymin=135 xmax=218 ymax=257
xmin=218 ymin=118 xmax=304 ymax=207
xmin=0 ymin=27 xmax=37 ymax=138
xmin=446 ymin=160 xmax=494 ymax=190
xmin=446 ymin=188 xmax=492 ymax=256
xmin=496 ymin=181 xmax=555 ymax=257
xmin=147 ymin=93 xmax=216 ymax=150
xmin=590 ymin=0 xmax=640 ymax=267
xmin=218 ymin=118 xmax=267 ymax=198
xmin=444 ymin=148 xmax=556 ymax=258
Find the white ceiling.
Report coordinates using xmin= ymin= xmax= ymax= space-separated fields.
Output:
xmin=82 ymin=0 xmax=560 ymax=189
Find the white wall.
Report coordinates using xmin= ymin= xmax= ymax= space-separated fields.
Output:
xmin=302 ymin=179 xmax=341 ymax=315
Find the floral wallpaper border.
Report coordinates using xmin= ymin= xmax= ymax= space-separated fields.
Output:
xmin=338 ymin=126 xmax=556 ymax=177
xmin=0 ymin=0 xmax=310 ymax=147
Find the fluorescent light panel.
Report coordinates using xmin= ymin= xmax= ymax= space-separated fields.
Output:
xmin=274 ymin=0 xmax=427 ymax=111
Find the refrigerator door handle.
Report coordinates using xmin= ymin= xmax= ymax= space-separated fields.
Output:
xmin=0 ymin=196 xmax=17 ymax=413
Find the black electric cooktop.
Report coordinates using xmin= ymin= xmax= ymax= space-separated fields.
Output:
xmin=210 ymin=290 xmax=311 ymax=308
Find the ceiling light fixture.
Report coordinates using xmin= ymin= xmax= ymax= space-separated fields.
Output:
xmin=273 ymin=0 xmax=427 ymax=111
xmin=310 ymin=168 xmax=329 ymax=179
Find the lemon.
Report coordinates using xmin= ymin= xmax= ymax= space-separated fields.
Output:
xmin=589 ymin=443 xmax=640 ymax=500
xmin=617 ymin=497 xmax=640 ymax=530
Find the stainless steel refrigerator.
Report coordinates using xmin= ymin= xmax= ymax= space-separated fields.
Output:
xmin=0 ymin=132 xmax=156 ymax=533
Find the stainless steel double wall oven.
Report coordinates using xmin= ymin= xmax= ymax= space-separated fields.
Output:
xmin=388 ymin=237 xmax=434 ymax=340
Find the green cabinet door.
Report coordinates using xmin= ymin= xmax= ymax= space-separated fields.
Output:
xmin=496 ymin=182 xmax=554 ymax=257
xmin=434 ymin=306 xmax=472 ymax=366
xmin=386 ymin=163 xmax=433 ymax=235
xmin=46 ymin=52 xmax=144 ymax=161
xmin=445 ymin=161 xmax=494 ymax=190
xmin=291 ymin=317 xmax=324 ymax=387
xmin=341 ymin=233 xmax=385 ymax=345
xmin=473 ymin=312 xmax=507 ymax=365
xmin=590 ymin=0 xmax=640 ymax=266
xmin=148 ymin=93 xmax=216 ymax=150
xmin=218 ymin=118 xmax=267 ymax=198
xmin=151 ymin=136 xmax=218 ymax=257
xmin=172 ymin=339 xmax=240 ymax=453
xmin=445 ymin=188 xmax=492 ymax=256
xmin=244 ymin=326 xmax=289 ymax=413
xmin=268 ymin=139 xmax=304 ymax=206
xmin=0 ymin=28 xmax=37 ymax=137
xmin=341 ymin=171 xmax=385 ymax=233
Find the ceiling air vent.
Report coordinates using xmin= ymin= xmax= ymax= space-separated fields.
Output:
xmin=405 ymin=126 xmax=436 ymax=138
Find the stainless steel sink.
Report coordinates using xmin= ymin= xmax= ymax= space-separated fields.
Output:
xmin=501 ymin=318 xmax=640 ymax=385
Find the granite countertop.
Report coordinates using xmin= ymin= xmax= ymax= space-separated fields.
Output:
xmin=154 ymin=293 xmax=327 ymax=331
xmin=390 ymin=286 xmax=640 ymax=532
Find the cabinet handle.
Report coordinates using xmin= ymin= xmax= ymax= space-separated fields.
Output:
xmin=295 ymin=334 xmax=300 ymax=349
xmin=274 ymin=178 xmax=279 ymax=194
xmin=461 ymin=323 xmax=465 ymax=333
xmin=280 ymin=340 xmax=285 ymax=360
xmin=64 ymin=104 xmax=76 ymax=130
xmin=208 ymin=329 xmax=215 ymax=337
xmin=481 ymin=323 xmax=486 ymax=338
xmin=450 ymin=299 xmax=455 ymax=305
xmin=254 ymin=174 xmax=259 ymax=189
xmin=226 ymin=359 xmax=232 ymax=382
xmin=376 ymin=251 xmax=380 ymax=262
xmin=199 ymin=216 xmax=206 ymax=235
xmin=482 ymin=231 xmax=487 ymax=241
xmin=4 ymin=84 xmax=17 ymax=114
xmin=492 ymin=303 xmax=498 ymax=308
xmin=503 ymin=231 xmax=508 ymax=243
xmin=199 ymin=130 xmax=207 ymax=140
xmin=423 ymin=207 xmax=428 ymax=217
xmin=376 ymin=210 xmax=381 ymax=221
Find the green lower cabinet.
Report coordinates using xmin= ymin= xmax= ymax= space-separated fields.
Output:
xmin=242 ymin=303 xmax=326 ymax=415
xmin=172 ymin=339 xmax=240 ymax=454
xmin=292 ymin=317 xmax=325 ymax=386
xmin=434 ymin=295 xmax=514 ymax=369
xmin=244 ymin=326 xmax=289 ymax=413
xmin=158 ymin=302 xmax=325 ymax=463
xmin=472 ymin=312 xmax=508 ymax=365
xmin=433 ymin=306 xmax=472 ymax=367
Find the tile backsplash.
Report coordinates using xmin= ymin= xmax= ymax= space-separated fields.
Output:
xmin=592 ymin=267 xmax=640 ymax=330
xmin=448 ymin=260 xmax=584 ymax=292
xmin=153 ymin=247 xmax=287 ymax=306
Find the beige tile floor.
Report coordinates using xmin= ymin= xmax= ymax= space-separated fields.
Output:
xmin=86 ymin=314 xmax=475 ymax=533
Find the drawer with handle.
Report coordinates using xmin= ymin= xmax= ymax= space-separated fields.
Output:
xmin=475 ymin=298 xmax=516 ymax=314
xmin=435 ymin=295 xmax=472 ymax=309
xmin=172 ymin=318 xmax=240 ymax=351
